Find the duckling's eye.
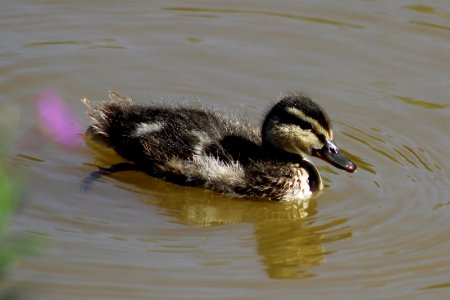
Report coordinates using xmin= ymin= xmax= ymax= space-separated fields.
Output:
xmin=327 ymin=142 xmax=339 ymax=154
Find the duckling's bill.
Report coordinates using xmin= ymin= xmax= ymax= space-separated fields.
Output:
xmin=313 ymin=140 xmax=357 ymax=173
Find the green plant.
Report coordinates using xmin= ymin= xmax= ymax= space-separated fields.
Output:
xmin=0 ymin=160 xmax=20 ymax=279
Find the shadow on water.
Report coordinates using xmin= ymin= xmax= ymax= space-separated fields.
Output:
xmin=83 ymin=139 xmax=352 ymax=280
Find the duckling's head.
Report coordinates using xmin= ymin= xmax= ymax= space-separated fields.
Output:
xmin=262 ymin=93 xmax=356 ymax=173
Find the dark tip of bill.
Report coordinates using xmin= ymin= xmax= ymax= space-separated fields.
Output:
xmin=346 ymin=162 xmax=357 ymax=173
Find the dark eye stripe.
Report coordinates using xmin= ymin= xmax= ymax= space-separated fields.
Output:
xmin=281 ymin=112 xmax=313 ymax=130
xmin=318 ymin=134 xmax=327 ymax=143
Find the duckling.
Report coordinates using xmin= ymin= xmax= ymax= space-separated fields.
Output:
xmin=82 ymin=92 xmax=356 ymax=201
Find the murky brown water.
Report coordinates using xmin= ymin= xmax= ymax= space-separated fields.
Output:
xmin=1 ymin=0 xmax=450 ymax=299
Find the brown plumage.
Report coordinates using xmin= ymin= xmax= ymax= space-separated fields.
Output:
xmin=82 ymin=92 xmax=356 ymax=202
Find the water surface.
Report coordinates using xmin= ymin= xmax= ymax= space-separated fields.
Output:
xmin=1 ymin=0 xmax=450 ymax=299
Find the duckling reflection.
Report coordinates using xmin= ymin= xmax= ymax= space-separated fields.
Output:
xmin=84 ymin=145 xmax=350 ymax=279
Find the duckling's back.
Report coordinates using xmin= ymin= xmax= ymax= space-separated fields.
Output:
xmin=84 ymin=93 xmax=262 ymax=189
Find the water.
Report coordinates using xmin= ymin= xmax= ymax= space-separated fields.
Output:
xmin=1 ymin=0 xmax=450 ymax=299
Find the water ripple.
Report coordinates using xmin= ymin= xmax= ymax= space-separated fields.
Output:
xmin=164 ymin=7 xmax=363 ymax=29
xmin=393 ymin=95 xmax=450 ymax=110
xmin=405 ymin=5 xmax=450 ymax=20
xmin=338 ymin=121 xmax=439 ymax=175
xmin=24 ymin=38 xmax=127 ymax=50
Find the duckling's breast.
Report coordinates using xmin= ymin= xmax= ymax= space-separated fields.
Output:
xmin=239 ymin=160 xmax=322 ymax=202
xmin=279 ymin=167 xmax=314 ymax=202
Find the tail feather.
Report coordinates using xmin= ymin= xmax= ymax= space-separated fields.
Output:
xmin=81 ymin=91 xmax=134 ymax=144
xmin=108 ymin=91 xmax=133 ymax=104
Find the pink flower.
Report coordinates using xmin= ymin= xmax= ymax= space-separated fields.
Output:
xmin=37 ymin=90 xmax=82 ymax=149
